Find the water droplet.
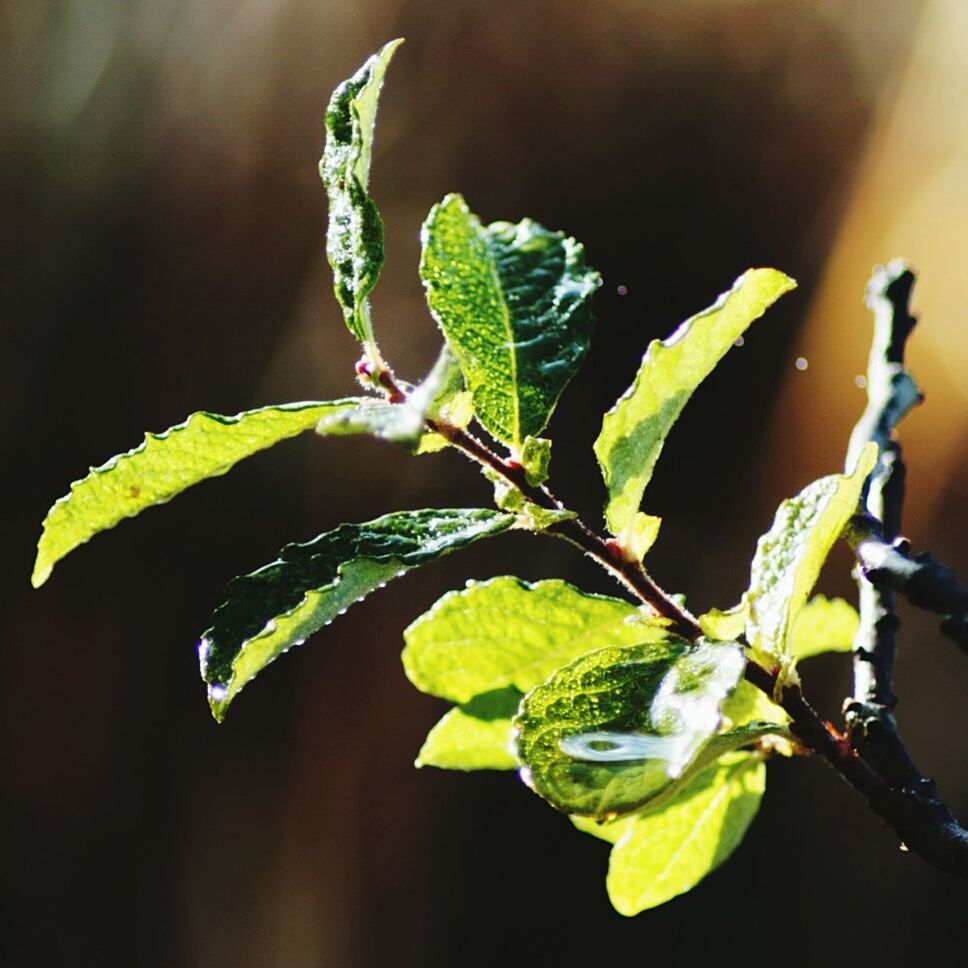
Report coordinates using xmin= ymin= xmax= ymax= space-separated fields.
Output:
xmin=616 ymin=285 xmax=628 ymax=296
xmin=795 ymin=356 xmax=809 ymax=371
xmin=209 ymin=683 xmax=228 ymax=702
xmin=734 ymin=336 xmax=745 ymax=347
xmin=197 ymin=638 xmax=212 ymax=674
xmin=855 ymin=374 xmax=867 ymax=388
xmin=559 ymin=730 xmax=691 ymax=765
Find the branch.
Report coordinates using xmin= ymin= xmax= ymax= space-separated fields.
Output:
xmin=845 ymin=260 xmax=922 ymax=714
xmin=370 ymin=361 xmax=703 ymax=640
xmin=848 ymin=515 xmax=968 ymax=653
xmin=827 ymin=260 xmax=968 ymax=869
xmin=429 ymin=419 xmax=703 ymax=640
xmin=745 ymin=662 xmax=968 ymax=874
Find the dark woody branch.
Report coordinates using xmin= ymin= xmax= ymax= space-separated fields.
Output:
xmin=829 ymin=261 xmax=968 ymax=863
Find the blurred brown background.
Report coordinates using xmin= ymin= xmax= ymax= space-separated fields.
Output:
xmin=4 ymin=1 xmax=968 ymax=965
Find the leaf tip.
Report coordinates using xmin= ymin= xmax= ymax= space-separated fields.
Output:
xmin=31 ymin=557 xmax=51 ymax=589
xmin=207 ymin=686 xmax=230 ymax=724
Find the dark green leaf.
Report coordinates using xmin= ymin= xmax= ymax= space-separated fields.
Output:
xmin=200 ymin=508 xmax=513 ymax=720
xmin=513 ymin=640 xmax=745 ymax=817
xmin=32 ymin=401 xmax=360 ymax=587
xmin=420 ymin=193 xmax=599 ymax=447
xmin=320 ymin=39 xmax=402 ymax=355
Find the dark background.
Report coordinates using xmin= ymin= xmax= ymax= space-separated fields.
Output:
xmin=5 ymin=1 xmax=968 ymax=965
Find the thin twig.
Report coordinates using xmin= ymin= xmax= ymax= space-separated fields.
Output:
xmin=370 ymin=359 xmax=702 ymax=639
xmin=429 ymin=419 xmax=703 ymax=640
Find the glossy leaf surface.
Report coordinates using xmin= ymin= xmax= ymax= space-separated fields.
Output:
xmin=200 ymin=508 xmax=513 ymax=720
xmin=320 ymin=39 xmax=402 ymax=352
xmin=420 ymin=193 xmax=599 ymax=447
xmin=513 ymin=640 xmax=745 ymax=817
xmin=595 ymin=269 xmax=796 ymax=534
xmin=33 ymin=401 xmax=359 ymax=588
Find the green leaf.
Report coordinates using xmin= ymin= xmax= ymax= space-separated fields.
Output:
xmin=721 ymin=681 xmax=788 ymax=731
xmin=605 ymin=752 xmax=766 ymax=915
xmin=416 ymin=687 xmax=522 ymax=771
xmin=320 ymin=39 xmax=402 ymax=355
xmin=403 ymin=576 xmax=670 ymax=704
xmin=618 ymin=512 xmax=662 ymax=562
xmin=513 ymin=640 xmax=746 ymax=817
xmin=32 ymin=401 xmax=359 ymax=588
xmin=420 ymin=193 xmax=600 ymax=447
xmin=520 ymin=436 xmax=552 ymax=487
xmin=789 ymin=595 xmax=859 ymax=660
xmin=744 ymin=443 xmax=877 ymax=672
xmin=200 ymin=508 xmax=513 ymax=721
xmin=316 ymin=346 xmax=462 ymax=450
xmin=698 ymin=603 xmax=748 ymax=642
xmin=594 ymin=269 xmax=796 ymax=534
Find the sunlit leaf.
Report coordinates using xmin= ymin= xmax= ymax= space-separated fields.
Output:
xmin=594 ymin=269 xmax=796 ymax=534
xmin=744 ymin=444 xmax=876 ymax=671
xmin=200 ymin=508 xmax=513 ymax=720
xmin=403 ymin=576 xmax=669 ymax=704
xmin=605 ymin=752 xmax=766 ymax=914
xmin=416 ymin=687 xmax=521 ymax=771
xmin=32 ymin=401 xmax=359 ymax=587
xmin=789 ymin=595 xmax=859 ymax=660
xmin=420 ymin=193 xmax=599 ymax=447
xmin=320 ymin=39 xmax=402 ymax=355
xmin=513 ymin=640 xmax=745 ymax=817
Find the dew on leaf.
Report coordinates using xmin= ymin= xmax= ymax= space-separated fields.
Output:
xmin=559 ymin=730 xmax=692 ymax=767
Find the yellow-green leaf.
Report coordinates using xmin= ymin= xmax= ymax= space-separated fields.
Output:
xmin=415 ymin=687 xmax=521 ymax=771
xmin=605 ymin=752 xmax=766 ymax=915
xmin=403 ymin=576 xmax=669 ymax=705
xmin=594 ymin=269 xmax=796 ymax=535
xmin=789 ymin=595 xmax=859 ymax=660
xmin=32 ymin=401 xmax=359 ymax=587
xmin=744 ymin=443 xmax=876 ymax=671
